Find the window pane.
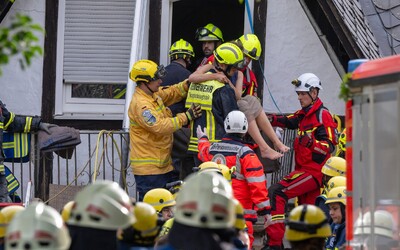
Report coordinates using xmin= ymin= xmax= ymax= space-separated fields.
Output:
xmin=71 ymin=84 xmax=126 ymax=99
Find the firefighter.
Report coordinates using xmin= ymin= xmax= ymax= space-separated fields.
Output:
xmin=264 ymin=73 xmax=338 ymax=250
xmin=67 ymin=180 xmax=135 ymax=250
xmin=353 ymin=210 xmax=399 ymax=249
xmin=159 ymin=171 xmax=236 ymax=250
xmin=197 ymin=110 xmax=271 ymax=248
xmin=335 ymin=128 xmax=346 ymax=158
xmin=0 ymin=100 xmax=53 ymax=202
xmin=193 ymin=23 xmax=224 ymax=69
xmin=5 ymin=202 xmax=71 ymax=250
xmin=0 ymin=205 xmax=24 ymax=249
xmin=128 ymin=59 xmax=202 ymax=201
xmin=325 ymin=186 xmax=347 ymax=249
xmin=161 ymin=39 xmax=196 ymax=180
xmin=285 ymin=204 xmax=331 ymax=250
xmin=316 ymin=156 xmax=346 ymax=219
xmin=185 ymin=42 xmax=240 ymax=166
xmin=143 ymin=188 xmax=176 ymax=221
xmin=117 ymin=202 xmax=162 ymax=250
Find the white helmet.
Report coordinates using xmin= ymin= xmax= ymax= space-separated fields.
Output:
xmin=175 ymin=172 xmax=235 ymax=229
xmin=224 ymin=110 xmax=248 ymax=134
xmin=354 ymin=210 xmax=395 ymax=238
xmin=68 ymin=180 xmax=135 ymax=230
xmin=6 ymin=202 xmax=71 ymax=250
xmin=292 ymin=73 xmax=323 ymax=92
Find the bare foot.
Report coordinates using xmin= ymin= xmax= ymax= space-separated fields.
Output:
xmin=261 ymin=147 xmax=283 ymax=160
xmin=275 ymin=142 xmax=290 ymax=153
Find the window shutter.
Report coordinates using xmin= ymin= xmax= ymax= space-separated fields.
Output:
xmin=63 ymin=0 xmax=135 ymax=84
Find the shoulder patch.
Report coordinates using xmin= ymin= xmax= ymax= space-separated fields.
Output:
xmin=142 ymin=109 xmax=156 ymax=126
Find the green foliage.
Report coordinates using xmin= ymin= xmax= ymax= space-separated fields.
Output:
xmin=0 ymin=13 xmax=44 ymax=75
xmin=339 ymin=73 xmax=352 ymax=101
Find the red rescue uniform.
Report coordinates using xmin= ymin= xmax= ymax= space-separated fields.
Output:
xmin=198 ymin=134 xmax=270 ymax=248
xmin=265 ymin=98 xmax=337 ymax=247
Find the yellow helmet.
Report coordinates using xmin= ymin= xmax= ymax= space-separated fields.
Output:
xmin=169 ymin=39 xmax=195 ymax=61
xmin=61 ymin=201 xmax=75 ymax=222
xmin=339 ymin=128 xmax=347 ymax=152
xmin=158 ymin=218 xmax=174 ymax=238
xmin=327 ymin=176 xmax=346 ymax=192
xmin=213 ymin=42 xmax=245 ymax=68
xmin=285 ymin=204 xmax=331 ymax=241
xmin=129 ymin=59 xmax=166 ymax=83
xmin=321 ymin=156 xmax=346 ymax=177
xmin=233 ymin=199 xmax=246 ymax=230
xmin=195 ymin=23 xmax=224 ymax=42
xmin=237 ymin=34 xmax=262 ymax=60
xmin=0 ymin=205 xmax=25 ymax=237
xmin=325 ymin=186 xmax=347 ymax=206
xmin=143 ymin=188 xmax=176 ymax=213
xmin=132 ymin=202 xmax=160 ymax=237
xmin=197 ymin=161 xmax=234 ymax=184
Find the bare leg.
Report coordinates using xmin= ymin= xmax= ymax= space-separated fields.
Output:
xmin=256 ymin=112 xmax=290 ymax=153
xmin=248 ymin=120 xmax=283 ymax=160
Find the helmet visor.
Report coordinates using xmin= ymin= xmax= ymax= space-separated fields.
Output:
xmin=140 ymin=65 xmax=166 ymax=82
xmin=195 ymin=27 xmax=222 ymax=41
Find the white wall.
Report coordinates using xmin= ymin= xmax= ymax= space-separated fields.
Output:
xmin=0 ymin=0 xmax=46 ymax=116
xmin=262 ymin=0 xmax=345 ymax=115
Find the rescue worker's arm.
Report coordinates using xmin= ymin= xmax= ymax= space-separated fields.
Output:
xmin=240 ymin=147 xmax=271 ymax=212
xmin=217 ymin=87 xmax=239 ymax=120
xmin=197 ymin=127 xmax=213 ymax=162
xmin=158 ymin=80 xmax=189 ymax=107
xmin=299 ymin=110 xmax=337 ymax=154
xmin=188 ymin=65 xmax=230 ymax=84
xmin=268 ymin=110 xmax=304 ymax=129
xmin=0 ymin=100 xmax=41 ymax=132
xmin=132 ymin=102 xmax=188 ymax=136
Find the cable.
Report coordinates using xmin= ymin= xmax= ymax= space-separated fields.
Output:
xmin=244 ymin=0 xmax=283 ymax=114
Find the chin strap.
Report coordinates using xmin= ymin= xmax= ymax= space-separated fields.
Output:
xmin=144 ymin=83 xmax=155 ymax=94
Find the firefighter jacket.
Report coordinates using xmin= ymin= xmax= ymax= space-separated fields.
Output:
xmin=185 ymin=79 xmax=238 ymax=153
xmin=326 ymin=222 xmax=346 ymax=250
xmin=128 ymin=81 xmax=189 ymax=175
xmin=269 ymin=98 xmax=337 ymax=185
xmin=0 ymin=100 xmax=41 ymax=174
xmin=198 ymin=134 xmax=271 ymax=222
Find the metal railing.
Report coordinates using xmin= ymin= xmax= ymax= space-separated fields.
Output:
xmin=8 ymin=128 xmax=296 ymax=207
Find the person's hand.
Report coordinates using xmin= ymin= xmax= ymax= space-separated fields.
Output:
xmin=185 ymin=103 xmax=202 ymax=121
xmin=196 ymin=125 xmax=207 ymax=139
xmin=213 ymin=72 xmax=230 ymax=83
xmin=39 ymin=122 xmax=57 ymax=134
xmin=258 ymin=208 xmax=272 ymax=229
xmin=299 ymin=132 xmax=314 ymax=148
xmin=263 ymin=214 xmax=272 ymax=229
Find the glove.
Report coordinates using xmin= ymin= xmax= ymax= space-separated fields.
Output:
xmin=38 ymin=122 xmax=57 ymax=134
xmin=196 ymin=125 xmax=207 ymax=139
xmin=263 ymin=213 xmax=273 ymax=229
xmin=257 ymin=208 xmax=272 ymax=229
xmin=299 ymin=132 xmax=314 ymax=148
xmin=185 ymin=103 xmax=202 ymax=121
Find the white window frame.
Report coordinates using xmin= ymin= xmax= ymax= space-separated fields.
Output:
xmin=55 ymin=0 xmax=135 ymax=120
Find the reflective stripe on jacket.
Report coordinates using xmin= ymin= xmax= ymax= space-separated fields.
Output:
xmin=270 ymin=98 xmax=337 ymax=185
xmin=198 ymin=134 xmax=270 ymax=220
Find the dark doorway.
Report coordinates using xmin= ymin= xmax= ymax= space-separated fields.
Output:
xmin=171 ymin=0 xmax=245 ymax=71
